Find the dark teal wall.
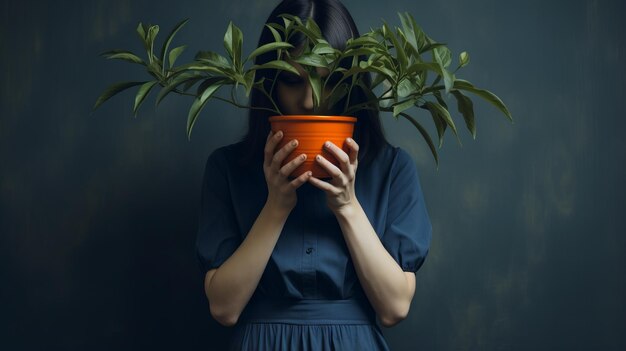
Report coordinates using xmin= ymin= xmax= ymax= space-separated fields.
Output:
xmin=1 ymin=0 xmax=625 ymax=350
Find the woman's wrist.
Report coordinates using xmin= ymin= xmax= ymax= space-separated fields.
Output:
xmin=263 ymin=199 xmax=293 ymax=220
xmin=333 ymin=200 xmax=362 ymax=221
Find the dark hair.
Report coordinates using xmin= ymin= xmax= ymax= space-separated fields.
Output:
xmin=239 ymin=0 xmax=387 ymax=167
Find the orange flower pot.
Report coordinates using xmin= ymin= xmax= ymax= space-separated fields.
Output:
xmin=268 ymin=115 xmax=357 ymax=179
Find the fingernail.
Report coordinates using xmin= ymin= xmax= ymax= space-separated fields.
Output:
xmin=292 ymin=140 xmax=298 ymax=146
xmin=307 ymin=171 xmax=312 ymax=176
xmin=301 ymin=154 xmax=306 ymax=160
xmin=347 ymin=138 xmax=352 ymax=143
xmin=325 ymin=141 xmax=331 ymax=148
xmin=316 ymin=155 xmax=321 ymax=160
xmin=277 ymin=131 xmax=283 ymax=138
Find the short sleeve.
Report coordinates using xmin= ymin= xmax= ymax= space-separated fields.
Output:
xmin=381 ymin=148 xmax=432 ymax=273
xmin=195 ymin=148 xmax=242 ymax=274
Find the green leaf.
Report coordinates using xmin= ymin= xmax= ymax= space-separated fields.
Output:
xmin=234 ymin=72 xmax=248 ymax=86
xmin=250 ymin=60 xmax=300 ymax=76
xmin=136 ymin=22 xmax=146 ymax=40
xmin=265 ymin=24 xmax=283 ymax=43
xmin=433 ymin=90 xmax=448 ymax=110
xmin=422 ymin=41 xmax=446 ymax=53
xmin=307 ymin=70 xmax=322 ymax=108
xmin=195 ymin=51 xmax=231 ymax=69
xmin=396 ymin=29 xmax=419 ymax=59
xmin=244 ymin=70 xmax=256 ymax=97
xmin=443 ymin=70 xmax=454 ymax=93
xmin=399 ymin=112 xmax=438 ymax=166
xmin=147 ymin=25 xmax=160 ymax=61
xmin=305 ymin=17 xmax=322 ymax=38
xmin=281 ymin=17 xmax=293 ymax=32
xmin=278 ymin=13 xmax=303 ymax=27
xmin=459 ymin=51 xmax=470 ymax=68
xmin=182 ymin=76 xmax=205 ymax=91
xmin=451 ymin=90 xmax=476 ymax=139
xmin=343 ymin=47 xmax=378 ymax=58
xmin=196 ymin=77 xmax=229 ymax=96
xmin=406 ymin=62 xmax=442 ymax=76
xmin=346 ymin=35 xmax=381 ymax=48
xmin=393 ymin=97 xmax=417 ymax=117
xmin=223 ymin=21 xmax=235 ymax=59
xmin=341 ymin=65 xmax=369 ymax=81
xmin=160 ymin=19 xmax=189 ymax=73
xmin=433 ymin=47 xmax=454 ymax=92
xmin=147 ymin=60 xmax=162 ymax=74
xmin=424 ymin=101 xmax=460 ymax=145
xmin=453 ymin=79 xmax=513 ymax=121
xmin=133 ymin=80 xmax=159 ymax=116
xmin=187 ymin=82 xmax=223 ymax=140
xmin=367 ymin=53 xmax=385 ymax=66
xmin=293 ymin=53 xmax=327 ymax=68
xmin=313 ymin=42 xmax=338 ymax=55
xmin=224 ymin=21 xmax=243 ymax=68
xmin=398 ymin=12 xmax=426 ymax=55
xmin=155 ymin=72 xmax=205 ymax=106
xmin=100 ymin=50 xmax=145 ymax=65
xmin=245 ymin=42 xmax=294 ymax=64
xmin=232 ymin=25 xmax=243 ymax=69
xmin=433 ymin=46 xmax=452 ymax=68
xmin=367 ymin=64 xmax=396 ymax=83
xmin=422 ymin=103 xmax=447 ymax=148
xmin=291 ymin=25 xmax=321 ymax=43
xmin=93 ymin=81 xmax=146 ymax=110
xmin=173 ymin=62 xmax=226 ymax=75
xmin=136 ymin=23 xmax=149 ymax=50
xmin=383 ymin=22 xmax=407 ymax=69
xmin=371 ymin=74 xmax=387 ymax=89
xmin=397 ymin=77 xmax=418 ymax=98
xmin=168 ymin=45 xmax=186 ymax=68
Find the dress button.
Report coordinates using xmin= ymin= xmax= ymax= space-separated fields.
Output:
xmin=306 ymin=247 xmax=314 ymax=254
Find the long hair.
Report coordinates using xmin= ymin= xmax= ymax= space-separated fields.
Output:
xmin=238 ymin=0 xmax=387 ymax=167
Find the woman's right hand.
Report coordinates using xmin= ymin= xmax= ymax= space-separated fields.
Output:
xmin=263 ymin=130 xmax=312 ymax=215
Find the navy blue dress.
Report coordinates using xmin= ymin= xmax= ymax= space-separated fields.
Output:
xmin=196 ymin=141 xmax=432 ymax=350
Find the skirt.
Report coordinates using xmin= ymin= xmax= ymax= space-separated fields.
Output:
xmin=229 ymin=295 xmax=390 ymax=350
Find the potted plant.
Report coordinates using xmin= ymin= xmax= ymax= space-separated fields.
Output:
xmin=94 ymin=12 xmax=512 ymax=177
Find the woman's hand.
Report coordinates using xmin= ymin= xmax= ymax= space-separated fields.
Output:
xmin=308 ymin=137 xmax=360 ymax=215
xmin=264 ymin=130 xmax=312 ymax=215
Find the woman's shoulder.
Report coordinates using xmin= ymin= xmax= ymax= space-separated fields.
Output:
xmin=207 ymin=140 xmax=247 ymax=161
xmin=204 ymin=141 xmax=249 ymax=172
xmin=371 ymin=142 xmax=416 ymax=170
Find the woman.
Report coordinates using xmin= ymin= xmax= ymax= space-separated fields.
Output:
xmin=196 ymin=0 xmax=432 ymax=349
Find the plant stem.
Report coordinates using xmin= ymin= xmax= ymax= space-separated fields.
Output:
xmin=172 ymin=88 xmax=198 ymax=97
xmin=378 ymin=86 xmax=393 ymax=100
xmin=230 ymin=86 xmax=239 ymax=106
xmin=342 ymin=75 xmax=355 ymax=115
xmin=344 ymin=99 xmax=378 ymax=115
xmin=172 ymin=87 xmax=279 ymax=114
xmin=214 ymin=95 xmax=280 ymax=114
xmin=252 ymin=84 xmax=283 ymax=115
xmin=421 ymin=85 xmax=445 ymax=95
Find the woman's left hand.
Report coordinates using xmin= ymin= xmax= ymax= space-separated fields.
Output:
xmin=308 ymin=138 xmax=359 ymax=215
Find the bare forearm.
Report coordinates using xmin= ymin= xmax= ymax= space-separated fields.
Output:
xmin=335 ymin=202 xmax=412 ymax=324
xmin=206 ymin=203 xmax=288 ymax=324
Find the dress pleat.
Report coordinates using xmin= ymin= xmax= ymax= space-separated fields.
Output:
xmin=232 ymin=323 xmax=390 ymax=351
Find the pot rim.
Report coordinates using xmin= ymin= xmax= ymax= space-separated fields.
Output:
xmin=269 ymin=115 xmax=357 ymax=123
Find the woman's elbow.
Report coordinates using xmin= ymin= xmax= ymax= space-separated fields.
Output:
xmin=380 ymin=312 xmax=408 ymax=327
xmin=210 ymin=303 xmax=240 ymax=327
xmin=379 ymin=303 xmax=410 ymax=327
